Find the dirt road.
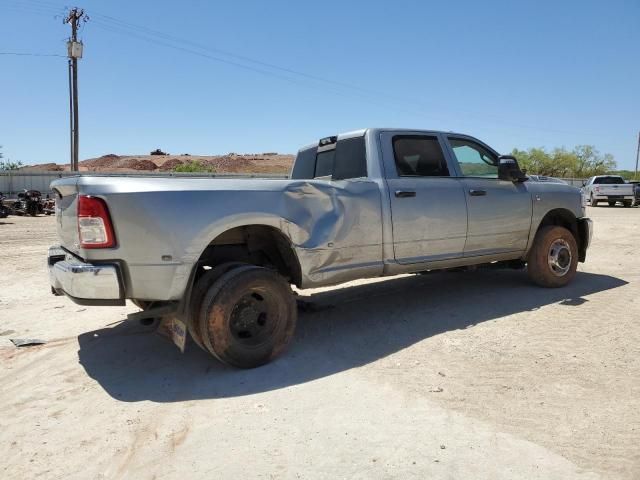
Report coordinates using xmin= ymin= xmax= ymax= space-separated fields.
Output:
xmin=1 ymin=207 xmax=638 ymax=479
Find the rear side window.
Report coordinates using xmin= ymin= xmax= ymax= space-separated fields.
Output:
xmin=290 ymin=146 xmax=317 ymax=179
xmin=593 ymin=176 xmax=624 ymax=185
xmin=291 ymin=135 xmax=368 ymax=180
xmin=314 ymin=150 xmax=335 ymax=177
xmin=392 ymin=136 xmax=449 ymax=177
xmin=333 ymin=136 xmax=367 ymax=180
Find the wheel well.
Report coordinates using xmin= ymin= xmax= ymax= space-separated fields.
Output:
xmin=537 ymin=208 xmax=579 ymax=242
xmin=195 ymin=225 xmax=302 ymax=287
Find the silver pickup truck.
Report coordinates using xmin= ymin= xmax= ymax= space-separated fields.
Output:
xmin=49 ymin=128 xmax=592 ymax=368
xmin=582 ymin=175 xmax=635 ymax=207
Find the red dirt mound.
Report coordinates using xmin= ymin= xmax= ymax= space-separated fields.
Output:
xmin=19 ymin=163 xmax=64 ymax=172
xmin=118 ymin=158 xmax=158 ymax=170
xmin=82 ymin=154 xmax=121 ymax=169
xmin=159 ymin=158 xmax=184 ymax=170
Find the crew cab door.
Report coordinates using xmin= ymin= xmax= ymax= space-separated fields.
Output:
xmin=444 ymin=135 xmax=532 ymax=256
xmin=380 ymin=132 xmax=468 ymax=264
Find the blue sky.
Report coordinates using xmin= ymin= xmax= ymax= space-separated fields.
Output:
xmin=1 ymin=0 xmax=638 ymax=169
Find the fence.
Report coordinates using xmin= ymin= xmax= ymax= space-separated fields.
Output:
xmin=558 ymin=178 xmax=587 ymax=188
xmin=0 ymin=171 xmax=288 ymax=196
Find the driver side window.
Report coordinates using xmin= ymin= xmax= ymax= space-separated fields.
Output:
xmin=449 ymin=137 xmax=498 ymax=178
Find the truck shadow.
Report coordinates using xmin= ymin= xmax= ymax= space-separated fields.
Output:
xmin=77 ymin=270 xmax=627 ymax=402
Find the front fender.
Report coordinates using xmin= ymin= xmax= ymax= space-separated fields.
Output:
xmin=524 ymin=183 xmax=584 ymax=258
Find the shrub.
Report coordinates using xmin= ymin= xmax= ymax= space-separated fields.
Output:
xmin=173 ymin=160 xmax=215 ymax=173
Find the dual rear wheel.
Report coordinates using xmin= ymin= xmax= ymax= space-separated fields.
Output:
xmin=189 ymin=264 xmax=297 ymax=369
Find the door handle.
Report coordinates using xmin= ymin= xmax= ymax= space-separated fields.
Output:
xmin=469 ymin=189 xmax=487 ymax=196
xmin=395 ymin=190 xmax=416 ymax=198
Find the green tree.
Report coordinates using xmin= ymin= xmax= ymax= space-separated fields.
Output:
xmin=572 ymin=145 xmax=616 ymax=177
xmin=550 ymin=148 xmax=578 ymax=177
xmin=0 ymin=146 xmax=23 ymax=170
xmin=511 ymin=147 xmax=568 ymax=176
xmin=511 ymin=145 xmax=616 ymax=178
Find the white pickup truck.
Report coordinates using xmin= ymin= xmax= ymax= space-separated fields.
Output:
xmin=582 ymin=175 xmax=635 ymax=207
xmin=48 ymin=128 xmax=592 ymax=368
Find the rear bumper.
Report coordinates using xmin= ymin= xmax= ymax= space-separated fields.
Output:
xmin=577 ymin=218 xmax=593 ymax=262
xmin=593 ymin=194 xmax=634 ymax=201
xmin=48 ymin=246 xmax=125 ymax=306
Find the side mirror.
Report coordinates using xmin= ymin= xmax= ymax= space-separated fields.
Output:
xmin=582 ymin=180 xmax=587 ymax=187
xmin=498 ymin=155 xmax=527 ymax=182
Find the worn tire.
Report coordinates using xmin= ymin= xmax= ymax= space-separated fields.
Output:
xmin=199 ymin=266 xmax=297 ymax=368
xmin=623 ymin=201 xmax=632 ymax=208
xmin=187 ymin=262 xmax=247 ymax=350
xmin=527 ymin=226 xmax=578 ymax=288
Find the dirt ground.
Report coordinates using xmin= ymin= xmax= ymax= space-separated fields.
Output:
xmin=0 ymin=206 xmax=638 ymax=479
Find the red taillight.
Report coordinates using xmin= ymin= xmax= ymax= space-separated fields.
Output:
xmin=77 ymin=195 xmax=116 ymax=248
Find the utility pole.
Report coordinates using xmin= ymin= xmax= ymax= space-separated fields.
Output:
xmin=64 ymin=8 xmax=88 ymax=171
xmin=635 ymin=131 xmax=640 ymax=180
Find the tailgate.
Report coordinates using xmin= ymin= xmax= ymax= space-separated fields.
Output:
xmin=51 ymin=177 xmax=80 ymax=253
xmin=597 ymin=185 xmax=633 ymax=196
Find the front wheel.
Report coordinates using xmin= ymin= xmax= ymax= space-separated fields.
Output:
xmin=527 ymin=226 xmax=578 ymax=288
xmin=623 ymin=201 xmax=632 ymax=208
xmin=199 ymin=266 xmax=297 ymax=368
xmin=608 ymin=201 xmax=616 ymax=207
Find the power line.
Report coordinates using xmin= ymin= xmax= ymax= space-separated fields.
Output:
xmin=5 ymin=2 xmax=427 ymax=135
xmin=88 ymin=11 xmax=599 ymax=137
xmin=90 ymin=11 xmax=383 ymax=97
xmin=13 ymin=2 xmax=415 ymax=117
xmin=89 ymin=19 xmax=375 ymax=101
xmin=88 ymin=20 xmax=445 ymax=122
xmin=92 ymin=12 xmax=458 ymax=113
xmin=1 ymin=0 xmax=64 ymax=17
xmin=1 ymin=1 xmax=604 ymax=139
xmin=12 ymin=0 xmax=61 ymax=7
xmin=8 ymin=0 xmax=64 ymax=11
xmin=0 ymin=51 xmax=66 ymax=57
xmin=85 ymin=19 xmax=460 ymax=120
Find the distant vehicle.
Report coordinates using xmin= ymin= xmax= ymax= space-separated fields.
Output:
xmin=582 ymin=175 xmax=634 ymax=207
xmin=48 ymin=128 xmax=593 ymax=368
xmin=527 ymin=175 xmax=568 ymax=185
xmin=629 ymin=181 xmax=640 ymax=206
xmin=0 ymin=193 xmax=9 ymax=218
xmin=13 ymin=190 xmax=44 ymax=216
xmin=42 ymin=195 xmax=55 ymax=215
